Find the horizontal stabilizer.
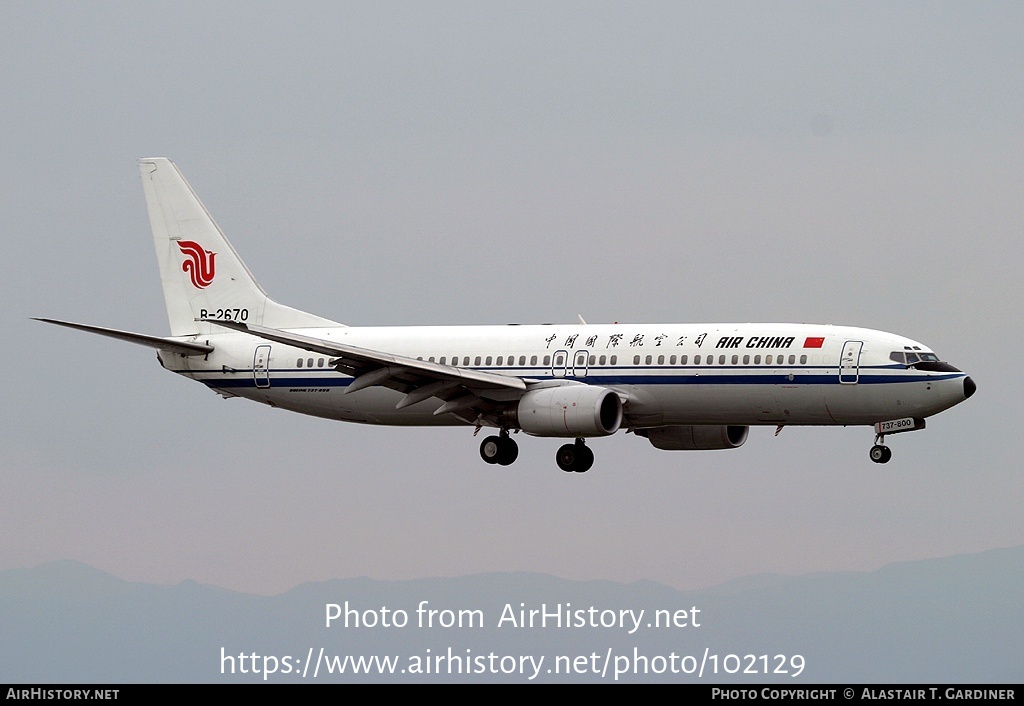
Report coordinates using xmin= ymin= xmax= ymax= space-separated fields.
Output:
xmin=34 ymin=318 xmax=213 ymax=356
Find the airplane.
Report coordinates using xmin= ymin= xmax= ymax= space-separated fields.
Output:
xmin=36 ymin=158 xmax=975 ymax=472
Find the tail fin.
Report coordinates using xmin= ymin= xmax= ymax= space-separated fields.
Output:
xmin=139 ymin=157 xmax=341 ymax=336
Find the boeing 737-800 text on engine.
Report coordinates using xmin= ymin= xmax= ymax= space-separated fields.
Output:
xmin=37 ymin=158 xmax=975 ymax=472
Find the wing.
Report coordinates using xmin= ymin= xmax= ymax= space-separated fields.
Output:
xmin=207 ymin=320 xmax=526 ymax=419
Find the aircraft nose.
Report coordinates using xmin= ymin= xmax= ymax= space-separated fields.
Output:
xmin=963 ymin=376 xmax=976 ymax=399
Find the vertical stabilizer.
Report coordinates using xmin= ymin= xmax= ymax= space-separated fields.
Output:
xmin=139 ymin=157 xmax=341 ymax=336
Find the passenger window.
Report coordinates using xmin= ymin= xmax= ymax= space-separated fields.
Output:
xmin=297 ymin=358 xmax=303 ymax=368
xmin=799 ymin=355 xmax=806 ymax=364
xmin=731 ymin=355 xmax=738 ymax=365
xmin=544 ymin=355 xmax=551 ymax=366
xmin=718 ymin=355 xmax=725 ymax=365
xmin=743 ymin=355 xmax=749 ymax=364
xmin=694 ymin=355 xmax=701 ymax=364
xmin=657 ymin=355 xmax=665 ymax=365
xmin=474 ymin=356 xmax=481 ymax=366
xmin=530 ymin=355 xmax=537 ymax=365
xmin=766 ymin=355 xmax=773 ymax=365
xmin=645 ymin=355 xmax=652 ymax=365
xmin=610 ymin=355 xmax=617 ymax=365
xmin=318 ymin=358 xmax=325 ymax=367
xmin=519 ymin=356 xmax=526 ymax=366
xmin=634 ymin=355 xmax=641 ymax=365
xmin=680 ymin=355 xmax=688 ymax=365
xmin=669 ymin=355 xmax=676 ymax=365
xmin=439 ymin=357 xmax=446 ymax=365
xmin=589 ymin=355 xmax=596 ymax=365
xmin=485 ymin=356 xmax=492 ymax=365
xmin=307 ymin=358 xmax=314 ymax=367
xmin=599 ymin=355 xmax=606 ymax=365
xmin=496 ymin=356 xmax=503 ymax=366
xmin=754 ymin=355 xmax=761 ymax=364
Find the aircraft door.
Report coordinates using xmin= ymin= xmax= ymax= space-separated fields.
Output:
xmin=572 ymin=349 xmax=589 ymax=378
xmin=552 ymin=350 xmax=568 ymax=378
xmin=254 ymin=345 xmax=271 ymax=389
xmin=840 ymin=340 xmax=862 ymax=384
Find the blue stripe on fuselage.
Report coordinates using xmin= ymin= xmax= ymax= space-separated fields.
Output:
xmin=183 ymin=368 xmax=963 ymax=390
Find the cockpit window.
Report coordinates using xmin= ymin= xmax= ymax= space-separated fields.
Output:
xmin=891 ymin=351 xmax=938 ymax=364
xmin=889 ymin=350 xmax=959 ymax=372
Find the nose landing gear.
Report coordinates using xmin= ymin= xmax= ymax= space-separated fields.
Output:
xmin=869 ymin=440 xmax=892 ymax=464
xmin=870 ymin=429 xmax=893 ymax=463
xmin=868 ymin=418 xmax=926 ymax=464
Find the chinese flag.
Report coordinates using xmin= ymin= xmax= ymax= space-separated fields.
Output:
xmin=803 ymin=337 xmax=825 ymax=348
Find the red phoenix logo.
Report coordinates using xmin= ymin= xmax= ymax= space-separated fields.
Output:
xmin=177 ymin=241 xmax=216 ymax=289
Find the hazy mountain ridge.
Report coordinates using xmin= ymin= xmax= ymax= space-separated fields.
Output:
xmin=1 ymin=546 xmax=1020 ymax=683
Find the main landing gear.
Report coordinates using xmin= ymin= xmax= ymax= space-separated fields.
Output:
xmin=479 ymin=430 xmax=518 ymax=466
xmin=870 ymin=432 xmax=892 ymax=464
xmin=556 ymin=439 xmax=594 ymax=473
xmin=479 ymin=431 xmax=594 ymax=473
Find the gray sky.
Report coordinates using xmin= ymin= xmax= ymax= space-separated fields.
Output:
xmin=2 ymin=1 xmax=1021 ymax=595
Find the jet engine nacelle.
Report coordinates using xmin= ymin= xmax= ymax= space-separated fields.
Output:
xmin=515 ymin=385 xmax=623 ymax=437
xmin=639 ymin=425 xmax=749 ymax=450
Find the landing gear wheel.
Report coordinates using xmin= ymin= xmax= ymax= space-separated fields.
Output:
xmin=556 ymin=444 xmax=576 ymax=472
xmin=556 ymin=440 xmax=594 ymax=473
xmin=480 ymin=436 xmax=502 ymax=464
xmin=576 ymin=445 xmax=594 ymax=473
xmin=496 ymin=436 xmax=518 ymax=466
xmin=480 ymin=434 xmax=519 ymax=466
xmin=869 ymin=445 xmax=892 ymax=464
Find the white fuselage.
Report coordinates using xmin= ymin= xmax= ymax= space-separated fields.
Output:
xmin=162 ymin=322 xmax=970 ymax=431
xmin=39 ymin=158 xmax=976 ymax=470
